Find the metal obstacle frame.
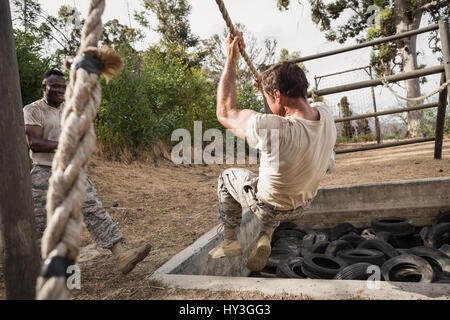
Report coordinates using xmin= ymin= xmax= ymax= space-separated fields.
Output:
xmin=270 ymin=21 xmax=450 ymax=158
xmin=313 ymin=65 xmax=382 ymax=144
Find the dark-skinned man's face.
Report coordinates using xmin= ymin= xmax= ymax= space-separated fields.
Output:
xmin=42 ymin=75 xmax=66 ymax=107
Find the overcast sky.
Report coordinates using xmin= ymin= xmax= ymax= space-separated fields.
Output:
xmin=35 ymin=0 xmax=443 ymax=118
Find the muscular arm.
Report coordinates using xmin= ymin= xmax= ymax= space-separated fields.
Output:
xmin=25 ymin=125 xmax=58 ymax=153
xmin=216 ymin=32 xmax=258 ymax=140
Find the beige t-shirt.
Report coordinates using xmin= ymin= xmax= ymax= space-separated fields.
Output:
xmin=23 ymin=99 xmax=63 ymax=166
xmin=246 ymin=102 xmax=337 ymax=211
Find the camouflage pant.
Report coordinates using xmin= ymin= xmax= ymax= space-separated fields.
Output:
xmin=217 ymin=168 xmax=312 ymax=229
xmin=31 ymin=165 xmax=123 ymax=249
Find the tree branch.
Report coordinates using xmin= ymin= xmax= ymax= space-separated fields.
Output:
xmin=348 ymin=4 xmax=366 ymax=22
xmin=36 ymin=12 xmax=72 ymax=47
xmin=418 ymin=1 xmax=437 ymax=11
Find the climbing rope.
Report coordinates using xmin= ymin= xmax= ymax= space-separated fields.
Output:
xmin=381 ymin=75 xmax=450 ymax=102
xmin=36 ymin=0 xmax=123 ymax=300
xmin=214 ymin=0 xmax=261 ymax=82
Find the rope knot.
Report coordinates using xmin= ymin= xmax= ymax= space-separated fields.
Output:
xmin=65 ymin=45 xmax=123 ymax=82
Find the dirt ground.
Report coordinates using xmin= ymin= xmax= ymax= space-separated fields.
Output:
xmin=1 ymin=138 xmax=449 ymax=300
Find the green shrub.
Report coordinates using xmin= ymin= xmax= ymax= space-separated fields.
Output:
xmin=419 ymin=108 xmax=450 ymax=138
xmin=96 ymin=44 xmax=225 ymax=157
xmin=15 ymin=30 xmax=57 ymax=106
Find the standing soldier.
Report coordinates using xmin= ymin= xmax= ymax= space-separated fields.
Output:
xmin=24 ymin=70 xmax=151 ymax=275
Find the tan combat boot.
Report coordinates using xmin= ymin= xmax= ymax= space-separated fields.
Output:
xmin=111 ymin=241 xmax=152 ymax=274
xmin=246 ymin=224 xmax=276 ymax=271
xmin=208 ymin=226 xmax=242 ymax=259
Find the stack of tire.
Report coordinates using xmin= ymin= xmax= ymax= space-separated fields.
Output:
xmin=263 ymin=211 xmax=450 ymax=283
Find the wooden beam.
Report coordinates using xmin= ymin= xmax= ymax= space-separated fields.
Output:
xmin=0 ymin=0 xmax=40 ymax=300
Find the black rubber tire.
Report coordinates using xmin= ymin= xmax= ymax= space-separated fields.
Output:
xmin=311 ymin=241 xmax=330 ymax=254
xmin=357 ymin=239 xmax=399 ymax=259
xmin=375 ymin=231 xmax=399 ymax=248
xmin=434 ymin=279 xmax=450 ymax=284
xmin=425 ymin=223 xmax=450 ymax=249
xmin=334 ymin=262 xmax=377 ymax=280
xmin=301 ymin=253 xmax=347 ymax=279
xmin=396 ymin=234 xmax=424 ymax=249
xmin=407 ymin=246 xmax=450 ymax=276
xmin=381 ymin=254 xmax=434 ymax=283
xmin=275 ymin=221 xmax=299 ymax=231
xmin=439 ymin=244 xmax=450 ymax=258
xmin=339 ymin=232 xmax=365 ymax=248
xmin=300 ymin=232 xmax=316 ymax=257
xmin=337 ymin=248 xmax=386 ymax=266
xmin=330 ymin=223 xmax=357 ymax=241
xmin=276 ymin=257 xmax=306 ymax=279
xmin=371 ymin=217 xmax=415 ymax=237
xmin=272 ymin=229 xmax=306 ymax=244
xmin=272 ymin=237 xmax=302 ymax=254
xmin=391 ymin=266 xmax=423 ymax=280
xmin=315 ymin=230 xmax=330 ymax=242
xmin=433 ymin=211 xmax=450 ymax=225
xmin=265 ymin=248 xmax=294 ymax=270
xmin=300 ymin=265 xmax=321 ymax=279
xmin=419 ymin=226 xmax=431 ymax=243
xmin=325 ymin=240 xmax=353 ymax=256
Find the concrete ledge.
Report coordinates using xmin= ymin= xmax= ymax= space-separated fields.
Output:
xmin=155 ymin=210 xmax=260 ymax=277
xmin=151 ymin=274 xmax=450 ymax=300
xmin=300 ymin=177 xmax=450 ymax=229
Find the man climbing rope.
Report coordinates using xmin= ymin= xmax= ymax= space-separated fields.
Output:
xmin=209 ymin=31 xmax=337 ymax=271
xmin=23 ymin=70 xmax=151 ymax=275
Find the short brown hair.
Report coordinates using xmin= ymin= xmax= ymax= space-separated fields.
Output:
xmin=260 ymin=62 xmax=308 ymax=100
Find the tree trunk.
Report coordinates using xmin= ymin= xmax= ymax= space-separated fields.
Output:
xmin=395 ymin=0 xmax=424 ymax=137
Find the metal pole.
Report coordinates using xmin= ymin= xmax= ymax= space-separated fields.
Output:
xmin=434 ymin=73 xmax=448 ymax=160
xmin=316 ymin=65 xmax=371 ymax=80
xmin=367 ymin=66 xmax=382 ymax=144
xmin=307 ymin=65 xmax=444 ymax=98
xmin=289 ymin=24 xmax=439 ymax=64
xmin=336 ymin=137 xmax=435 ymax=154
xmin=313 ymin=76 xmax=320 ymax=103
xmin=438 ymin=19 xmax=450 ymax=130
xmin=0 ymin=0 xmax=40 ymax=299
xmin=335 ymin=102 xmax=438 ymax=123
xmin=435 ymin=20 xmax=450 ymax=156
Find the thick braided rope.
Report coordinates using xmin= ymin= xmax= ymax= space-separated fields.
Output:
xmin=382 ymin=75 xmax=450 ymax=102
xmin=36 ymin=0 xmax=106 ymax=300
xmin=214 ymin=0 xmax=261 ymax=82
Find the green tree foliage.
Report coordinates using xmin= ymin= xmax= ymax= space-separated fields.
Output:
xmin=200 ymin=24 xmax=278 ymax=86
xmin=278 ymin=48 xmax=308 ymax=71
xmin=134 ymin=0 xmax=208 ymax=68
xmin=102 ymin=19 xmax=144 ymax=49
xmin=338 ymin=96 xmax=355 ymax=139
xmin=298 ymin=0 xmax=449 ymax=76
xmin=12 ymin=0 xmax=286 ymax=159
xmin=277 ymin=0 xmax=291 ymax=11
xmin=96 ymin=45 xmax=218 ymax=157
xmin=11 ymin=0 xmax=42 ymax=34
xmin=419 ymin=107 xmax=450 ymax=137
xmin=41 ymin=5 xmax=84 ymax=57
xmin=14 ymin=30 xmax=55 ymax=106
xmin=135 ymin=0 xmax=198 ymax=48
xmin=276 ymin=0 xmax=450 ymax=137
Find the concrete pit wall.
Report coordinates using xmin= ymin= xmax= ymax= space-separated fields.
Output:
xmin=149 ymin=177 xmax=450 ymax=299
